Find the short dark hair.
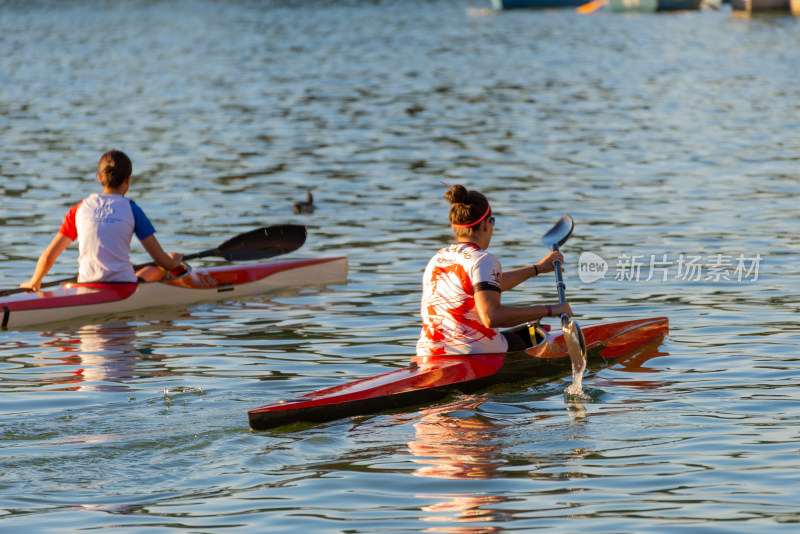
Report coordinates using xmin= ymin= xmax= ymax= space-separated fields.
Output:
xmin=97 ymin=150 xmax=132 ymax=189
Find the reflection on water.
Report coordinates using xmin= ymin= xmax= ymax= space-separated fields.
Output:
xmin=410 ymin=396 xmax=505 ymax=480
xmin=35 ymin=324 xmax=154 ymax=392
xmin=594 ymin=340 xmax=673 ymax=390
xmin=407 ymin=394 xmax=594 ymax=532
xmin=410 ymin=397 xmax=513 ymax=530
xmin=2 ymin=0 xmax=800 ymax=531
xmin=405 ymin=344 xmax=680 ymax=531
xmin=419 ymin=499 xmax=506 ymax=534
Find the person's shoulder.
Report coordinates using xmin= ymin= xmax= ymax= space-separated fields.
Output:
xmin=70 ymin=194 xmax=93 ymax=214
xmin=123 ymin=197 xmax=147 ymax=213
xmin=69 ymin=196 xmax=88 ymax=209
xmin=432 ymin=243 xmax=454 ymax=256
xmin=473 ymin=248 xmax=500 ymax=267
xmin=471 ymin=246 xmax=496 ymax=259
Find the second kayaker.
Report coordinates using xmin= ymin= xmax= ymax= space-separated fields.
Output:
xmin=20 ymin=149 xmax=183 ymax=292
xmin=416 ymin=184 xmax=572 ymax=356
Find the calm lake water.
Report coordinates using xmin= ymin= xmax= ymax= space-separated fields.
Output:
xmin=2 ymin=0 xmax=800 ymax=532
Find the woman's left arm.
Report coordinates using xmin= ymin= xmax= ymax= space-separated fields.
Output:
xmin=474 ymin=290 xmax=570 ymax=329
xmin=500 ymin=250 xmax=564 ymax=292
xmin=500 ymin=265 xmax=537 ymax=292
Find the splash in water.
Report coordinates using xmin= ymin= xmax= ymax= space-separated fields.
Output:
xmin=564 ymin=358 xmax=586 ymax=397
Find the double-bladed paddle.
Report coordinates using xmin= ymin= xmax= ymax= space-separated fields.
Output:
xmin=174 ymin=224 xmax=306 ymax=263
xmin=0 ymin=224 xmax=307 ymax=297
xmin=541 ymin=215 xmax=587 ymax=389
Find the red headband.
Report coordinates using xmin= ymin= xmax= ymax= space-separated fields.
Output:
xmin=452 ymin=205 xmax=491 ymax=228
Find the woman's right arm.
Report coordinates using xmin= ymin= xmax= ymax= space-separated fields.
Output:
xmin=474 ymin=290 xmax=572 ymax=329
xmin=20 ymin=233 xmax=72 ymax=291
xmin=139 ymin=234 xmax=183 ymax=272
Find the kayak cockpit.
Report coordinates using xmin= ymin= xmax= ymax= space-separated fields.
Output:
xmin=506 ymin=321 xmax=549 ymax=350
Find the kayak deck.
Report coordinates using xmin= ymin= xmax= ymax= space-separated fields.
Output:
xmin=2 ymin=257 xmax=347 ymax=328
xmin=248 ymin=316 xmax=669 ymax=430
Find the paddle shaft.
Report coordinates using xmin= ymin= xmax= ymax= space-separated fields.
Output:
xmin=550 ymin=244 xmax=571 ymax=327
xmin=540 ymin=214 xmax=586 ymax=381
xmin=132 ymin=247 xmax=216 ymax=270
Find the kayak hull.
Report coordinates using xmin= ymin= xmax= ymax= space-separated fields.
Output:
xmin=1 ymin=257 xmax=347 ymax=328
xmin=248 ymin=316 xmax=668 ymax=430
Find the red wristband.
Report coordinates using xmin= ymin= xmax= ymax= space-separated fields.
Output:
xmin=546 ymin=304 xmax=552 ymax=317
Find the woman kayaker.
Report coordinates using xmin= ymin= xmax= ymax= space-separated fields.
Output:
xmin=416 ymin=184 xmax=572 ymax=356
xmin=20 ymin=150 xmax=183 ymax=292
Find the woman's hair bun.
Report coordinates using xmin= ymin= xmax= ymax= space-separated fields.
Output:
xmin=443 ymin=184 xmax=468 ymax=204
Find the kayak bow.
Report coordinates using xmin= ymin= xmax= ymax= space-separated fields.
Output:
xmin=248 ymin=316 xmax=668 ymax=430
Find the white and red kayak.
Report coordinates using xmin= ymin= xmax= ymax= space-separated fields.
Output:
xmin=1 ymin=257 xmax=347 ymax=328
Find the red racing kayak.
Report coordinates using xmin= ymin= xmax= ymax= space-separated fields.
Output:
xmin=248 ymin=316 xmax=668 ymax=430
xmin=1 ymin=257 xmax=347 ymax=328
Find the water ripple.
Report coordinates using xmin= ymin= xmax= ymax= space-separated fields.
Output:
xmin=2 ymin=0 xmax=800 ymax=531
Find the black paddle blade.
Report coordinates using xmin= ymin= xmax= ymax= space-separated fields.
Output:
xmin=215 ymin=224 xmax=307 ymax=261
xmin=541 ymin=214 xmax=574 ymax=251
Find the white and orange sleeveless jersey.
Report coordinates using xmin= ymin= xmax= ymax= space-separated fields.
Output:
xmin=416 ymin=242 xmax=508 ymax=356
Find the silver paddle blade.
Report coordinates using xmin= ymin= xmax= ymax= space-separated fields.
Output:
xmin=541 ymin=214 xmax=574 ymax=250
xmin=562 ymin=318 xmax=587 ymax=396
